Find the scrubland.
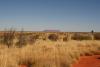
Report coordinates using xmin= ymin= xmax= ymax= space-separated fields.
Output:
xmin=0 ymin=31 xmax=100 ymax=67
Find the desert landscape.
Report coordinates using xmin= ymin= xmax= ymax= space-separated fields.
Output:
xmin=0 ymin=30 xmax=100 ymax=67
xmin=0 ymin=0 xmax=99 ymax=67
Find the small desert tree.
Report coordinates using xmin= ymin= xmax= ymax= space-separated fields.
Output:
xmin=16 ymin=29 xmax=27 ymax=48
xmin=2 ymin=28 xmax=15 ymax=48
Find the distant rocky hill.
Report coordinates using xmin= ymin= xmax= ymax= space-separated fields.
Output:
xmin=43 ymin=30 xmax=60 ymax=32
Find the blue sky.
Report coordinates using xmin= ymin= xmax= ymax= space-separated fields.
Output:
xmin=0 ymin=0 xmax=100 ymax=32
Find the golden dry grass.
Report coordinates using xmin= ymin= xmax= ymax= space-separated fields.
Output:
xmin=0 ymin=40 xmax=100 ymax=67
xmin=0 ymin=32 xmax=100 ymax=67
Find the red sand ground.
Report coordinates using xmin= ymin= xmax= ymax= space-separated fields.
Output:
xmin=19 ymin=65 xmax=28 ymax=67
xmin=73 ymin=55 xmax=100 ymax=67
xmin=19 ymin=55 xmax=100 ymax=67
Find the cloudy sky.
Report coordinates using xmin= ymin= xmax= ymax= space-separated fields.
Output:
xmin=0 ymin=0 xmax=100 ymax=32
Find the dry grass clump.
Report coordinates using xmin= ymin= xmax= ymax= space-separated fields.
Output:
xmin=71 ymin=33 xmax=92 ymax=40
xmin=0 ymin=48 xmax=19 ymax=67
xmin=17 ymin=41 xmax=100 ymax=67
xmin=76 ymin=41 xmax=100 ymax=56
xmin=27 ymin=35 xmax=36 ymax=45
xmin=0 ymin=41 xmax=78 ymax=67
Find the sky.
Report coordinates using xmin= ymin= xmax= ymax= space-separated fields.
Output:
xmin=0 ymin=0 xmax=100 ymax=32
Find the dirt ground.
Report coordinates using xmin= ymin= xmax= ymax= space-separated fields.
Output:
xmin=73 ymin=55 xmax=100 ymax=67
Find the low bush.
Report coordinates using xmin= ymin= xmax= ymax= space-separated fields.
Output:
xmin=63 ymin=36 xmax=68 ymax=41
xmin=93 ymin=33 xmax=100 ymax=40
xmin=48 ymin=34 xmax=58 ymax=41
xmin=71 ymin=33 xmax=92 ymax=40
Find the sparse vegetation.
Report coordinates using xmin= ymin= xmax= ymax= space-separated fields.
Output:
xmin=0 ymin=31 xmax=100 ymax=67
xmin=71 ymin=33 xmax=92 ymax=40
